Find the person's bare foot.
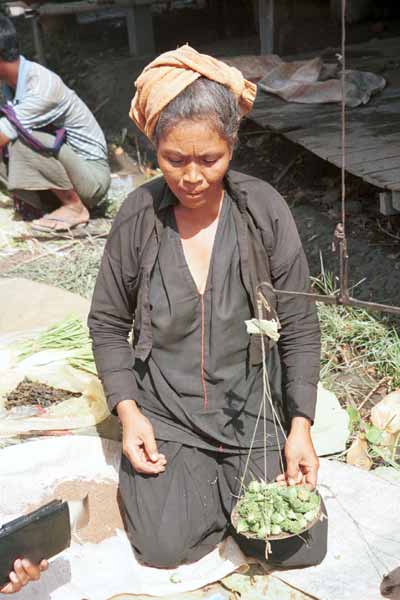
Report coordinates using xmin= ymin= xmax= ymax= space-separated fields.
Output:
xmin=31 ymin=203 xmax=89 ymax=232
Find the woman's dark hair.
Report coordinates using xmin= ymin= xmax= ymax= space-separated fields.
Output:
xmin=0 ymin=17 xmax=19 ymax=62
xmin=154 ymin=77 xmax=241 ymax=147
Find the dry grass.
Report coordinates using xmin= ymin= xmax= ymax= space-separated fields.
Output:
xmin=314 ymin=270 xmax=400 ymax=405
xmin=2 ymin=237 xmax=105 ymax=299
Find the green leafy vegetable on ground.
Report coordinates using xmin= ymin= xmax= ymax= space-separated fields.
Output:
xmin=234 ymin=482 xmax=321 ymax=539
xmin=347 ymin=405 xmax=362 ymax=433
xmin=17 ymin=316 xmax=96 ymax=375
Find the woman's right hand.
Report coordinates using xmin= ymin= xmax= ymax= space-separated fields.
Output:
xmin=117 ymin=400 xmax=167 ymax=475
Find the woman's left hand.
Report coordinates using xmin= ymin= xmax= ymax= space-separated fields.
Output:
xmin=277 ymin=416 xmax=319 ymax=489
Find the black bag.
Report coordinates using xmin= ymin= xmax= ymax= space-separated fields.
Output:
xmin=0 ymin=500 xmax=71 ymax=586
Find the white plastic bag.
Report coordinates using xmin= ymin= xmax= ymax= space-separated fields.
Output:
xmin=370 ymin=390 xmax=400 ymax=434
xmin=0 ymin=346 xmax=109 ymax=436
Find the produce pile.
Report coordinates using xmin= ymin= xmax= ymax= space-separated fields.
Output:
xmin=6 ymin=377 xmax=81 ymax=409
xmin=233 ymin=481 xmax=321 ymax=539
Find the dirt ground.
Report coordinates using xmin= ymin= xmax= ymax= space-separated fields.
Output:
xmin=27 ymin=479 xmax=124 ymax=544
xmin=10 ymin=10 xmax=400 ymax=313
xmin=233 ymin=121 xmax=400 ymax=310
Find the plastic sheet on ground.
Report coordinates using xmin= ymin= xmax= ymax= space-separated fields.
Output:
xmin=225 ymin=54 xmax=386 ymax=107
xmin=222 ymin=567 xmax=311 ymax=599
xmin=0 ymin=278 xmax=90 ymax=334
xmin=277 ymin=460 xmax=400 ymax=600
xmin=373 ymin=466 xmax=400 ymax=484
xmin=1 ymin=436 xmax=399 ymax=599
xmin=106 ymin=589 xmax=231 ymax=600
xmin=0 ymin=437 xmax=246 ymax=599
xmin=311 ymin=384 xmax=350 ymax=456
xmin=0 ymin=280 xmax=109 ymax=435
xmin=371 ymin=391 xmax=400 ymax=434
xmin=0 ymin=346 xmax=110 ymax=436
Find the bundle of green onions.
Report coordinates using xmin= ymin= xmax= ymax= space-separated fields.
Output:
xmin=233 ymin=481 xmax=321 ymax=539
xmin=17 ymin=316 xmax=97 ymax=376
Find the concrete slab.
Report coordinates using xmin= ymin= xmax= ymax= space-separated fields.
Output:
xmin=0 ymin=278 xmax=90 ymax=334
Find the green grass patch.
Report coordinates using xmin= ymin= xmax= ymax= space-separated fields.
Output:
xmin=314 ymin=271 xmax=400 ymax=390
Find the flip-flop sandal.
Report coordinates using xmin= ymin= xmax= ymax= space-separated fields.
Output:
xmin=31 ymin=216 xmax=89 ymax=233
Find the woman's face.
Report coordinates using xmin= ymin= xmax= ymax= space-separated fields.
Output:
xmin=157 ymin=119 xmax=233 ymax=210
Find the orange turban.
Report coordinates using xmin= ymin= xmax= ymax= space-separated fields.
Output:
xmin=130 ymin=45 xmax=257 ymax=139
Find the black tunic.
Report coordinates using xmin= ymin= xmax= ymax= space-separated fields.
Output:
xmin=88 ymin=171 xmax=321 ymax=439
xmin=135 ymin=193 xmax=284 ymax=452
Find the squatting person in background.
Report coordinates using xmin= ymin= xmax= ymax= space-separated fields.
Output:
xmin=0 ymin=16 xmax=110 ymax=232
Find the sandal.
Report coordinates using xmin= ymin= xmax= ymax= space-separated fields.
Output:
xmin=31 ymin=215 xmax=89 ymax=233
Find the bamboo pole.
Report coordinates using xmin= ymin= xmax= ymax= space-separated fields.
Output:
xmin=38 ymin=0 xmax=152 ymax=17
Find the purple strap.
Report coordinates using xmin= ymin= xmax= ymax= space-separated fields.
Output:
xmin=0 ymin=104 xmax=66 ymax=155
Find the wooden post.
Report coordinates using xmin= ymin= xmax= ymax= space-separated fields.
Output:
xmin=126 ymin=2 xmax=155 ymax=56
xmin=134 ymin=2 xmax=155 ymax=56
xmin=258 ymin=0 xmax=274 ymax=55
xmin=330 ymin=0 xmax=338 ymax=20
xmin=126 ymin=8 xmax=138 ymax=56
xmin=30 ymin=16 xmax=46 ymax=65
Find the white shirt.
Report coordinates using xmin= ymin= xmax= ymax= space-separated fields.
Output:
xmin=0 ymin=56 xmax=108 ymax=161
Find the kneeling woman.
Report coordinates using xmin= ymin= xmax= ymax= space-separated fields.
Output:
xmin=89 ymin=46 xmax=327 ymax=569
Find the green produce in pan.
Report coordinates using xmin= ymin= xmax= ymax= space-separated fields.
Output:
xmin=234 ymin=481 xmax=321 ymax=540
